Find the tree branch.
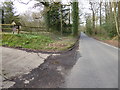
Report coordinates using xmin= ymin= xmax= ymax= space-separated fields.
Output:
xmin=17 ymin=0 xmax=32 ymax=5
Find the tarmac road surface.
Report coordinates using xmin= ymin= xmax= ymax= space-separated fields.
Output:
xmin=65 ymin=32 xmax=118 ymax=88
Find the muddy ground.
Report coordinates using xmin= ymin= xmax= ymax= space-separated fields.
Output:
xmin=5 ymin=40 xmax=80 ymax=88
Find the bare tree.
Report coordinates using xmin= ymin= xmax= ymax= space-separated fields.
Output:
xmin=118 ymin=1 xmax=120 ymax=37
xmin=17 ymin=0 xmax=32 ymax=5
xmin=99 ymin=1 xmax=102 ymax=27
xmin=89 ymin=1 xmax=99 ymax=34
xmin=113 ymin=2 xmax=120 ymax=36
xmin=104 ymin=2 xmax=108 ymax=23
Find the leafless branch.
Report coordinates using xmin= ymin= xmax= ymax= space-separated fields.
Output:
xmin=17 ymin=0 xmax=32 ymax=5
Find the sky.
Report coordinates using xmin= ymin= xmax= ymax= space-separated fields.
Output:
xmin=0 ymin=0 xmax=119 ymax=15
xmin=0 ymin=0 xmax=41 ymax=14
xmin=0 ymin=0 xmax=42 ymax=14
xmin=0 ymin=0 xmax=91 ymax=14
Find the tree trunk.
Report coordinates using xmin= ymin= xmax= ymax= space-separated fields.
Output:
xmin=44 ymin=6 xmax=50 ymax=31
xmin=2 ymin=9 xmax=4 ymax=24
xmin=113 ymin=2 xmax=120 ymax=37
xmin=109 ymin=2 xmax=113 ymax=22
xmin=105 ymin=2 xmax=108 ymax=23
xmin=69 ymin=9 xmax=70 ymax=25
xmin=40 ymin=2 xmax=50 ymax=31
xmin=93 ymin=11 xmax=95 ymax=30
xmin=72 ymin=0 xmax=79 ymax=36
xmin=100 ymin=2 xmax=102 ymax=27
xmin=17 ymin=29 xmax=20 ymax=34
xmin=60 ymin=5 xmax=63 ymax=35
xmin=118 ymin=1 xmax=120 ymax=37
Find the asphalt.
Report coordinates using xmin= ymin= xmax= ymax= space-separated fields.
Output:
xmin=1 ymin=47 xmax=50 ymax=88
xmin=10 ymin=44 xmax=78 ymax=88
xmin=1 ymin=41 xmax=78 ymax=88
xmin=65 ymin=32 xmax=118 ymax=88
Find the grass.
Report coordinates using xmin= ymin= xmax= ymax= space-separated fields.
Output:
xmin=2 ymin=32 xmax=76 ymax=51
xmin=96 ymin=36 xmax=110 ymax=40
xmin=2 ymin=33 xmax=54 ymax=50
xmin=87 ymin=33 xmax=119 ymax=47
xmin=92 ymin=34 xmax=119 ymax=41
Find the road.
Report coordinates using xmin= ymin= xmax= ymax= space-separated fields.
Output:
xmin=65 ymin=32 xmax=118 ymax=88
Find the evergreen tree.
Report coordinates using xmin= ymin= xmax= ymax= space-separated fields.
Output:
xmin=2 ymin=1 xmax=19 ymax=24
xmin=72 ymin=0 xmax=79 ymax=36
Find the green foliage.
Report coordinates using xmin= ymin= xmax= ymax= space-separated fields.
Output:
xmin=2 ymin=1 xmax=20 ymax=24
xmin=85 ymin=7 xmax=117 ymax=38
xmin=2 ymin=33 xmax=76 ymax=51
xmin=63 ymin=24 xmax=72 ymax=34
xmin=85 ymin=15 xmax=92 ymax=35
xmin=72 ymin=1 xmax=79 ymax=36
xmin=99 ymin=12 xmax=117 ymax=38
xmin=102 ymin=21 xmax=117 ymax=38
xmin=43 ymin=2 xmax=71 ymax=34
xmin=48 ymin=2 xmax=61 ymax=31
xmin=2 ymin=34 xmax=54 ymax=49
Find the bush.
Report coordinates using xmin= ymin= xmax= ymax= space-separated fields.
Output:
xmin=102 ymin=22 xmax=117 ymax=38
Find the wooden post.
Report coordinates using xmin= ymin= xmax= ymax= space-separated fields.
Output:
xmin=2 ymin=9 xmax=4 ymax=24
xmin=69 ymin=8 xmax=70 ymax=25
xmin=17 ymin=26 xmax=20 ymax=34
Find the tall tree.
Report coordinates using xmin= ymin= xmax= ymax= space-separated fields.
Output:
xmin=113 ymin=2 xmax=120 ymax=36
xmin=34 ymin=1 xmax=71 ymax=34
xmin=105 ymin=2 xmax=108 ymax=23
xmin=2 ymin=1 xmax=19 ymax=24
xmin=32 ymin=0 xmax=50 ymax=31
xmin=72 ymin=0 xmax=79 ymax=36
xmin=89 ymin=2 xmax=99 ymax=31
xmin=118 ymin=1 xmax=120 ymax=37
xmin=85 ymin=13 xmax=92 ymax=35
xmin=99 ymin=1 xmax=102 ymax=27
xmin=109 ymin=2 xmax=113 ymax=23
xmin=89 ymin=2 xmax=95 ymax=30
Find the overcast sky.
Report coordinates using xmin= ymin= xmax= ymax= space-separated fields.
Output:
xmin=1 ymin=0 xmax=119 ymax=14
xmin=0 ymin=0 xmax=91 ymax=14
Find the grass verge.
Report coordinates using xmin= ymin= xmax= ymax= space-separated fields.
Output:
xmin=1 ymin=33 xmax=77 ymax=52
xmin=90 ymin=34 xmax=119 ymax=48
